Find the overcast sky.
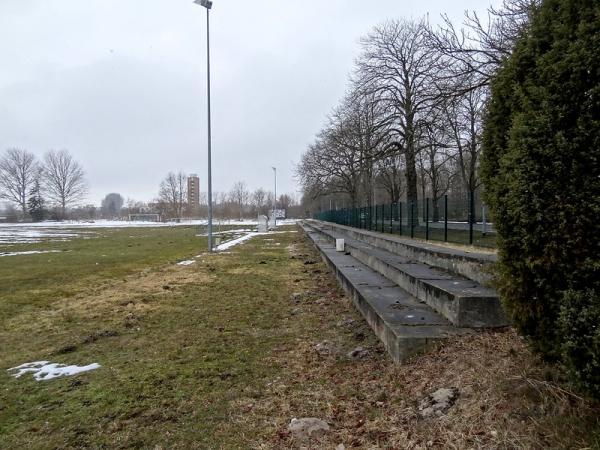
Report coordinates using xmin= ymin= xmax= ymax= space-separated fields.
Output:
xmin=0 ymin=0 xmax=500 ymax=205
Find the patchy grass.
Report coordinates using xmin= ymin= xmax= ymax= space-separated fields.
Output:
xmin=1 ymin=225 xmax=598 ymax=449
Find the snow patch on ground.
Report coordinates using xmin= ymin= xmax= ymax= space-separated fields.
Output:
xmin=0 ymin=228 xmax=86 ymax=244
xmin=177 ymin=260 xmax=195 ymax=266
xmin=215 ymin=232 xmax=270 ymax=251
xmin=196 ymin=228 xmax=255 ymax=237
xmin=0 ymin=250 xmax=65 ymax=257
xmin=8 ymin=361 xmax=101 ymax=381
xmin=214 ymin=229 xmax=296 ymax=252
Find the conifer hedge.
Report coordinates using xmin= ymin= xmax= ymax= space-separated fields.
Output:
xmin=481 ymin=0 xmax=600 ymax=395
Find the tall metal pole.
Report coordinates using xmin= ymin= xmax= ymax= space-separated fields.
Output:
xmin=272 ymin=167 xmax=277 ymax=228
xmin=206 ymin=7 xmax=213 ymax=251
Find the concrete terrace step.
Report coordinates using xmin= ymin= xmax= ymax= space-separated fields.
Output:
xmin=303 ymin=220 xmax=507 ymax=328
xmin=306 ymin=220 xmax=497 ymax=285
xmin=301 ymin=223 xmax=470 ymax=363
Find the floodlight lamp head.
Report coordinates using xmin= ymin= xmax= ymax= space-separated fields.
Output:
xmin=194 ymin=0 xmax=213 ymax=9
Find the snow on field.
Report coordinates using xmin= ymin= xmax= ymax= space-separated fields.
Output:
xmin=214 ymin=229 xmax=295 ymax=252
xmin=0 ymin=250 xmax=64 ymax=257
xmin=177 ymin=260 xmax=195 ymax=266
xmin=215 ymin=232 xmax=269 ymax=251
xmin=0 ymin=218 xmax=298 ymax=229
xmin=196 ymin=228 xmax=255 ymax=237
xmin=8 ymin=361 xmax=101 ymax=381
xmin=0 ymin=228 xmax=85 ymax=244
xmin=0 ymin=219 xmax=298 ymax=247
xmin=0 ymin=219 xmax=298 ymax=245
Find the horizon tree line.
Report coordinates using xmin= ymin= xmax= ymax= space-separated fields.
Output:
xmin=155 ymin=171 xmax=301 ymax=221
xmin=0 ymin=148 xmax=88 ymax=221
xmin=296 ymin=0 xmax=540 ymax=219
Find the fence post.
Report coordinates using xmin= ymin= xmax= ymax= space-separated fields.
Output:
xmin=410 ymin=201 xmax=415 ymax=239
xmin=426 ymin=198 xmax=430 ymax=241
xmin=389 ymin=204 xmax=393 ymax=234
xmin=469 ymin=190 xmax=474 ymax=245
xmin=399 ymin=202 xmax=403 ymax=236
xmin=444 ymin=195 xmax=448 ymax=242
xmin=381 ymin=205 xmax=385 ymax=233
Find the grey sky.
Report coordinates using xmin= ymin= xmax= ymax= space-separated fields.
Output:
xmin=0 ymin=0 xmax=499 ymax=205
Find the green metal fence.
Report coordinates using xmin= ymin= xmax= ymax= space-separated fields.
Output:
xmin=314 ymin=193 xmax=496 ymax=248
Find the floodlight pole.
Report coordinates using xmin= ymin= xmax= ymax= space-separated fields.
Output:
xmin=272 ymin=167 xmax=277 ymax=228
xmin=195 ymin=0 xmax=214 ymax=251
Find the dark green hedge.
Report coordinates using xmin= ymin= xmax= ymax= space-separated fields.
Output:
xmin=481 ymin=0 xmax=600 ymax=395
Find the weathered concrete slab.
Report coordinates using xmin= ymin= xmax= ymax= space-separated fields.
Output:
xmin=303 ymin=220 xmax=508 ymax=328
xmin=307 ymin=220 xmax=496 ymax=285
xmin=301 ymin=222 xmax=470 ymax=363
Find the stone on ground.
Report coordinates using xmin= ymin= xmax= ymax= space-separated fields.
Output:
xmin=288 ymin=417 xmax=330 ymax=440
xmin=347 ymin=347 xmax=369 ymax=360
xmin=418 ymin=387 xmax=459 ymax=418
xmin=314 ymin=341 xmax=338 ymax=356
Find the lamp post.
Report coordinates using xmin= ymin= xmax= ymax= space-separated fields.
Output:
xmin=194 ymin=0 xmax=214 ymax=251
xmin=272 ymin=166 xmax=277 ymax=228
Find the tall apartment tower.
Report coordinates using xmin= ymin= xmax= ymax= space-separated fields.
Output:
xmin=187 ymin=174 xmax=200 ymax=210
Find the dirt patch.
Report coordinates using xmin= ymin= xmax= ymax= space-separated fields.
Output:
xmin=7 ymin=264 xmax=216 ymax=332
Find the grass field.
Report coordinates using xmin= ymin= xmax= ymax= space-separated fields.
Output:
xmin=1 ymin=225 xmax=599 ymax=449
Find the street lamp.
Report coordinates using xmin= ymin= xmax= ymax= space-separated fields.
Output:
xmin=194 ymin=0 xmax=213 ymax=251
xmin=272 ymin=167 xmax=277 ymax=228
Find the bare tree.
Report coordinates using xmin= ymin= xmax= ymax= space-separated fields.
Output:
xmin=442 ymin=85 xmax=486 ymax=195
xmin=101 ymin=193 xmax=125 ymax=219
xmin=417 ymin=133 xmax=454 ymax=221
xmin=158 ymin=171 xmax=187 ymax=219
xmin=42 ymin=150 xmax=88 ymax=218
xmin=428 ymin=0 xmax=540 ymax=91
xmin=229 ymin=181 xmax=250 ymax=221
xmin=252 ymin=188 xmax=267 ymax=216
xmin=376 ymin=154 xmax=404 ymax=204
xmin=277 ymin=194 xmax=295 ymax=212
xmin=296 ymin=89 xmax=388 ymax=208
xmin=340 ymin=90 xmax=390 ymax=206
xmin=297 ymin=135 xmax=360 ymax=208
xmin=0 ymin=148 xmax=39 ymax=217
xmin=357 ymin=18 xmax=443 ymax=206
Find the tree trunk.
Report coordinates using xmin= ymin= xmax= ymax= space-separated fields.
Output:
xmin=432 ymin=197 xmax=440 ymax=222
xmin=405 ymin=148 xmax=418 ymax=224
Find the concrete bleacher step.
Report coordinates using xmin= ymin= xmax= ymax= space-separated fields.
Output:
xmin=301 ymin=223 xmax=470 ymax=363
xmin=303 ymin=220 xmax=507 ymax=328
xmin=306 ymin=220 xmax=497 ymax=285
